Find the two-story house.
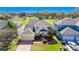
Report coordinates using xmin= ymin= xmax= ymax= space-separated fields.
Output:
xmin=34 ymin=20 xmax=52 ymax=36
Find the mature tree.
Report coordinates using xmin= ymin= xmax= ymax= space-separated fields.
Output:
xmin=18 ymin=12 xmax=29 ymax=18
xmin=56 ymin=12 xmax=65 ymax=20
xmin=0 ymin=28 xmax=17 ymax=50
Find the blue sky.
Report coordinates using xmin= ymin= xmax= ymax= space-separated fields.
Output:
xmin=0 ymin=7 xmax=76 ymax=13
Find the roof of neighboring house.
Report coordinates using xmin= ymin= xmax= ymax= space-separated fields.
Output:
xmin=34 ymin=20 xmax=52 ymax=27
xmin=11 ymin=19 xmax=23 ymax=28
xmin=55 ymin=19 xmax=79 ymax=25
xmin=75 ymin=21 xmax=79 ymax=26
xmin=60 ymin=27 xmax=79 ymax=35
xmin=22 ymin=28 xmax=35 ymax=35
xmin=0 ymin=20 xmax=8 ymax=29
xmin=25 ymin=19 xmax=39 ymax=29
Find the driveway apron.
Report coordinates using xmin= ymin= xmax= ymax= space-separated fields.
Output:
xmin=16 ymin=40 xmax=32 ymax=51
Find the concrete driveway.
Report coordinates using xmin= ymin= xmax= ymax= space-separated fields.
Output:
xmin=16 ymin=40 xmax=32 ymax=51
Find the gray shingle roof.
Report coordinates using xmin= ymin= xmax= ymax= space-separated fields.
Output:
xmin=11 ymin=19 xmax=23 ymax=28
xmin=34 ymin=20 xmax=52 ymax=27
xmin=60 ymin=27 xmax=79 ymax=35
xmin=55 ymin=19 xmax=79 ymax=25
xmin=25 ymin=19 xmax=39 ymax=29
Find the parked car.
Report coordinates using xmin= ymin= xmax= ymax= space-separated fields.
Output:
xmin=68 ymin=41 xmax=79 ymax=51
xmin=76 ymin=41 xmax=79 ymax=45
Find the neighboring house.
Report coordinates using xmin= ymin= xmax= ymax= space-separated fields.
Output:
xmin=20 ymin=28 xmax=35 ymax=41
xmin=17 ymin=24 xmax=25 ymax=34
xmin=11 ymin=19 xmax=25 ymax=34
xmin=0 ymin=20 xmax=8 ymax=29
xmin=54 ymin=19 xmax=79 ymax=31
xmin=0 ymin=14 xmax=4 ymax=20
xmin=55 ymin=19 xmax=79 ymax=42
xmin=75 ymin=22 xmax=79 ymax=31
xmin=59 ymin=27 xmax=79 ymax=42
xmin=34 ymin=20 xmax=52 ymax=36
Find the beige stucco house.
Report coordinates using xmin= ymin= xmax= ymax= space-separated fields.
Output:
xmin=34 ymin=20 xmax=52 ymax=36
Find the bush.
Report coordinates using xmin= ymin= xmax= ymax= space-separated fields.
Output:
xmin=42 ymin=39 xmax=48 ymax=44
xmin=61 ymin=41 xmax=66 ymax=46
xmin=34 ymin=33 xmax=41 ymax=41
xmin=8 ymin=37 xmax=21 ymax=51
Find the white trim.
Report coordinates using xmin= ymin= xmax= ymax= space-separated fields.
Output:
xmin=28 ymin=28 xmax=35 ymax=35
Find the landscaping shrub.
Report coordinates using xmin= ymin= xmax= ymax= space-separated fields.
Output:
xmin=34 ymin=33 xmax=41 ymax=41
xmin=48 ymin=40 xmax=57 ymax=44
xmin=16 ymin=39 xmax=21 ymax=45
xmin=7 ymin=37 xmax=20 ymax=51
xmin=42 ymin=39 xmax=47 ymax=44
xmin=61 ymin=41 xmax=66 ymax=46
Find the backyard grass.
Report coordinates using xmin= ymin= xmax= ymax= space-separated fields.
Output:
xmin=15 ymin=16 xmax=38 ymax=25
xmin=45 ymin=18 xmax=58 ymax=25
xmin=15 ymin=17 xmax=31 ymax=25
xmin=31 ymin=39 xmax=63 ymax=51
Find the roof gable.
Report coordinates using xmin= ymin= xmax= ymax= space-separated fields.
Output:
xmin=55 ymin=19 xmax=79 ymax=25
xmin=22 ymin=28 xmax=34 ymax=35
xmin=60 ymin=27 xmax=79 ymax=35
xmin=25 ymin=19 xmax=39 ymax=29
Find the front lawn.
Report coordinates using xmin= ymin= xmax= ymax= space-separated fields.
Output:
xmin=31 ymin=39 xmax=62 ymax=51
xmin=15 ymin=16 xmax=38 ymax=25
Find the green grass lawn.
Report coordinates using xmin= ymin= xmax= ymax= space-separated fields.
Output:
xmin=15 ymin=17 xmax=31 ymax=25
xmin=31 ymin=39 xmax=62 ymax=51
xmin=45 ymin=18 xmax=58 ymax=25
xmin=15 ymin=16 xmax=38 ymax=25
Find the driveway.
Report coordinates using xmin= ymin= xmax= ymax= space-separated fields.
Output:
xmin=16 ymin=40 xmax=32 ymax=51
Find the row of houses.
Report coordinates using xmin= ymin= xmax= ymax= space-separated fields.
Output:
xmin=54 ymin=19 xmax=79 ymax=42
xmin=11 ymin=18 xmax=79 ymax=42
xmin=1 ymin=18 xmax=79 ymax=42
xmin=12 ymin=18 xmax=52 ymax=41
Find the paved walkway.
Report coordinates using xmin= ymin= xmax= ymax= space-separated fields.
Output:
xmin=16 ymin=40 xmax=32 ymax=51
xmin=33 ymin=41 xmax=42 ymax=44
